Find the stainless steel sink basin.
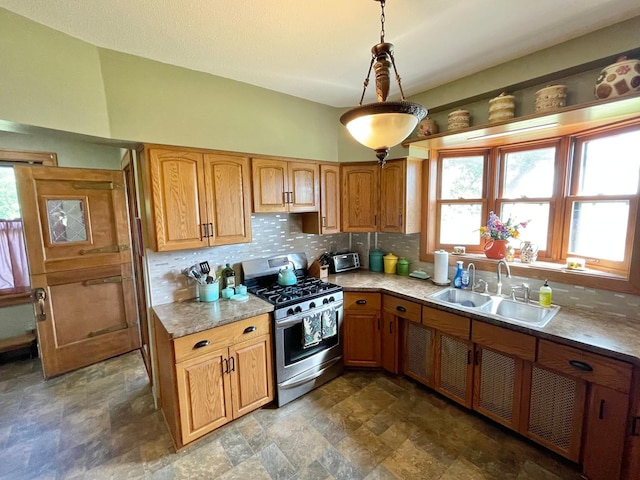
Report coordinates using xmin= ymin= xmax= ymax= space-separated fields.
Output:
xmin=428 ymin=288 xmax=492 ymax=308
xmin=479 ymin=297 xmax=560 ymax=327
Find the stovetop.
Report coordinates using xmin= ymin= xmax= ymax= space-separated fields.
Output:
xmin=248 ymin=276 xmax=343 ymax=309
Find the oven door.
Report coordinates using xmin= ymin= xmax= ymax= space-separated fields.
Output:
xmin=274 ymin=302 xmax=343 ymax=383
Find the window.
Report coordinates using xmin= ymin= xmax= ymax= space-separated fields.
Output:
xmin=425 ymin=121 xmax=640 ymax=278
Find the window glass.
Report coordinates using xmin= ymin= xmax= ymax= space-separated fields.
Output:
xmin=579 ymin=130 xmax=640 ymax=196
xmin=500 ymin=202 xmax=549 ymax=250
xmin=441 ymin=156 xmax=484 ymax=199
xmin=0 ymin=167 xmax=20 ymax=219
xmin=46 ymin=199 xmax=87 ymax=244
xmin=440 ymin=203 xmax=482 ymax=245
xmin=569 ymin=200 xmax=629 ymax=261
xmin=503 ymin=147 xmax=555 ymax=198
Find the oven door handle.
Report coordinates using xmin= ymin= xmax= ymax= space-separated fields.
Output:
xmin=276 ymin=301 xmax=344 ymax=328
xmin=279 ymin=356 xmax=343 ymax=389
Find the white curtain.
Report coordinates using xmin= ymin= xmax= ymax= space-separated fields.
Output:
xmin=0 ymin=220 xmax=30 ymax=289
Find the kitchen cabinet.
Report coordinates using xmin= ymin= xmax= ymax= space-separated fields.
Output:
xmin=251 ymin=158 xmax=319 ymax=213
xmin=622 ymin=367 xmax=640 ymax=480
xmin=471 ymin=321 xmax=536 ymax=431
xmin=301 ymin=163 xmax=341 ymax=234
xmin=381 ymin=295 xmax=420 ymax=374
xmin=140 ymin=146 xmax=252 ymax=251
xmin=404 ymin=319 xmax=434 ymax=386
xmin=343 ymin=292 xmax=381 ymax=368
xmin=422 ymin=307 xmax=473 ymax=408
xmin=154 ymin=314 xmax=273 ymax=449
xmin=341 ymin=158 xmax=422 ymax=233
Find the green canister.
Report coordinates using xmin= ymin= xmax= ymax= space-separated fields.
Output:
xmin=397 ymin=258 xmax=410 ymax=276
xmin=369 ymin=249 xmax=384 ymax=272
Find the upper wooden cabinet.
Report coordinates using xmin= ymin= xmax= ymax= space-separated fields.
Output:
xmin=302 ymin=163 xmax=341 ymax=235
xmin=140 ymin=146 xmax=252 ymax=251
xmin=251 ymin=158 xmax=319 ymax=213
xmin=341 ymin=158 xmax=423 ymax=233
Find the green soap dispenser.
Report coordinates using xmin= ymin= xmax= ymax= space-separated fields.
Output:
xmin=539 ymin=279 xmax=552 ymax=307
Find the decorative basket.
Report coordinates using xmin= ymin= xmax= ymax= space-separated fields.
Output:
xmin=448 ymin=109 xmax=470 ymax=131
xmin=595 ymin=56 xmax=640 ymax=100
xmin=535 ymin=85 xmax=567 ymax=113
xmin=488 ymin=93 xmax=515 ymax=123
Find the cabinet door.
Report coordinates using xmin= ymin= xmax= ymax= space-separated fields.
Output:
xmin=622 ymin=367 xmax=640 ymax=480
xmin=523 ymin=364 xmax=586 ymax=461
xmin=288 ymin=161 xmax=319 ymax=213
xmin=341 ymin=164 xmax=379 ymax=232
xmin=320 ymin=163 xmax=340 ymax=234
xmin=473 ymin=346 xmax=524 ymax=431
xmin=381 ymin=312 xmax=400 ymax=374
xmin=435 ymin=333 xmax=473 ymax=408
xmin=583 ymin=385 xmax=629 ymax=480
xmin=176 ymin=347 xmax=233 ymax=445
xmin=229 ymin=334 xmax=274 ymax=418
xmin=252 ymin=158 xmax=288 ymax=212
xmin=343 ymin=310 xmax=381 ymax=367
xmin=204 ymin=154 xmax=252 ymax=245
xmin=148 ymin=148 xmax=208 ymax=251
xmin=404 ymin=320 xmax=434 ymax=387
xmin=379 ymin=160 xmax=405 ymax=233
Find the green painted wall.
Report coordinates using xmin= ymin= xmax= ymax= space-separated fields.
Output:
xmin=0 ymin=9 xmax=110 ymax=137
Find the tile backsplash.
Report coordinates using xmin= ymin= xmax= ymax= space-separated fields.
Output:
xmin=146 ymin=213 xmax=349 ymax=306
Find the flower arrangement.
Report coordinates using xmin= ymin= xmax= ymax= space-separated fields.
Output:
xmin=480 ymin=211 xmax=528 ymax=240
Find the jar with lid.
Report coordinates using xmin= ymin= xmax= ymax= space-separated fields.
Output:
xmin=397 ymin=258 xmax=409 ymax=276
xmin=383 ymin=253 xmax=398 ymax=274
xmin=369 ymin=249 xmax=384 ymax=272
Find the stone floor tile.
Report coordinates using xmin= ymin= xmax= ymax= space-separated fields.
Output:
xmin=291 ymin=459 xmax=333 ymax=480
xmin=382 ymin=438 xmax=450 ymax=480
xmin=318 ymin=446 xmax=365 ymax=480
xmin=258 ymin=442 xmax=296 ymax=480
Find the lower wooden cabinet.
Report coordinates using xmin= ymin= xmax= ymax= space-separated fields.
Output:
xmin=436 ymin=333 xmax=473 ymax=408
xmin=154 ymin=313 xmax=273 ymax=449
xmin=343 ymin=293 xmax=382 ymax=368
xmin=381 ymin=312 xmax=400 ymax=374
xmin=404 ymin=319 xmax=434 ymax=386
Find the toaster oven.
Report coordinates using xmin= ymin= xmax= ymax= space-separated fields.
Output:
xmin=330 ymin=252 xmax=360 ymax=273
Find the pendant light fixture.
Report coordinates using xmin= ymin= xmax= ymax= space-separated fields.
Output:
xmin=340 ymin=0 xmax=427 ymax=167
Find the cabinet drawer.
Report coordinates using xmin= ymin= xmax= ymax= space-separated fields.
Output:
xmin=422 ymin=307 xmax=470 ymax=340
xmin=383 ymin=295 xmax=421 ymax=322
xmin=174 ymin=314 xmax=271 ymax=363
xmin=537 ymin=339 xmax=632 ymax=394
xmin=471 ymin=321 xmax=536 ymax=361
xmin=344 ymin=292 xmax=381 ymax=310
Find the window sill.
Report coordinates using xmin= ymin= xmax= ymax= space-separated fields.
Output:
xmin=0 ymin=288 xmax=33 ymax=308
xmin=421 ymin=252 xmax=637 ymax=294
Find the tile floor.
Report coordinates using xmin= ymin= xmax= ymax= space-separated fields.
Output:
xmin=0 ymin=350 xmax=584 ymax=479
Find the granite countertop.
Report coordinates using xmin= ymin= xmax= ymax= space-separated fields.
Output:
xmin=152 ymin=294 xmax=274 ymax=339
xmin=329 ymin=271 xmax=640 ymax=366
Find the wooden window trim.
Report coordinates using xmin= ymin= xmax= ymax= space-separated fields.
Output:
xmin=0 ymin=149 xmax=57 ymax=166
xmin=420 ymin=119 xmax=640 ymax=295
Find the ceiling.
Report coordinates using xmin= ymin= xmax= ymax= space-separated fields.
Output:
xmin=1 ymin=0 xmax=639 ymax=108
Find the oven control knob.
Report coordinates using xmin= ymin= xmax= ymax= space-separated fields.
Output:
xmin=294 ymin=306 xmax=302 ymax=314
xmin=322 ymin=298 xmax=329 ymax=305
xmin=309 ymin=302 xmax=316 ymax=309
xmin=329 ymin=296 xmax=335 ymax=303
xmin=287 ymin=308 xmax=295 ymax=316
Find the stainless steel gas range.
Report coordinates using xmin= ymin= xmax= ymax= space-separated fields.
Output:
xmin=242 ymin=253 xmax=344 ymax=406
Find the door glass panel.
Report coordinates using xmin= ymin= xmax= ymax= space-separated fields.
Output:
xmin=441 ymin=156 xmax=484 ymax=199
xmin=47 ymin=199 xmax=87 ymax=243
xmin=440 ymin=203 xmax=482 ymax=245
xmin=569 ymin=201 xmax=629 ymax=261
xmin=503 ymin=147 xmax=555 ymax=198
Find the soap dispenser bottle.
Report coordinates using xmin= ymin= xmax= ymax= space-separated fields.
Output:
xmin=539 ymin=279 xmax=552 ymax=307
xmin=453 ymin=261 xmax=464 ymax=288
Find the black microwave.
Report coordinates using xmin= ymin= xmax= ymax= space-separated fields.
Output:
xmin=330 ymin=252 xmax=360 ymax=273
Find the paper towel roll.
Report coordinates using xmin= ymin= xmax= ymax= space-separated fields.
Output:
xmin=433 ymin=250 xmax=449 ymax=284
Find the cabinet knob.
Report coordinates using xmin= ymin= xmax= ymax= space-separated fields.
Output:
xmin=632 ymin=417 xmax=640 ymax=436
xmin=243 ymin=326 xmax=257 ymax=334
xmin=396 ymin=305 xmax=407 ymax=313
xmin=356 ymin=299 xmax=367 ymax=305
xmin=194 ymin=339 xmax=210 ymax=349
xmin=568 ymin=360 xmax=593 ymax=372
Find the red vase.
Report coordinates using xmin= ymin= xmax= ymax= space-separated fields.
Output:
xmin=484 ymin=240 xmax=509 ymax=259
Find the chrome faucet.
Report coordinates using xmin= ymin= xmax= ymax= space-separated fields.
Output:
xmin=496 ymin=259 xmax=511 ymax=296
xmin=511 ymin=283 xmax=530 ymax=303
xmin=467 ymin=263 xmax=475 ymax=291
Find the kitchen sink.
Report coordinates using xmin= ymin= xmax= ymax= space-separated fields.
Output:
xmin=428 ymin=287 xmax=560 ymax=328
xmin=479 ymin=297 xmax=560 ymax=327
xmin=428 ymin=288 xmax=492 ymax=308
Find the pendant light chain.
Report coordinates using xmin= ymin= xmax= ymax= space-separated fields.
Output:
xmin=379 ymin=0 xmax=386 ymax=43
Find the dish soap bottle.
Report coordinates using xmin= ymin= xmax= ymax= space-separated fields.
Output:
xmin=453 ymin=261 xmax=464 ymax=288
xmin=539 ymin=279 xmax=552 ymax=307
xmin=222 ymin=263 xmax=236 ymax=290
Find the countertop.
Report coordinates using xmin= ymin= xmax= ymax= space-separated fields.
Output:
xmin=152 ymin=295 xmax=274 ymax=339
xmin=329 ymin=271 xmax=640 ymax=367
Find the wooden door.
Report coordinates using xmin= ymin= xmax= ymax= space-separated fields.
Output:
xmin=403 ymin=320 xmax=434 ymax=386
xmin=251 ymin=158 xmax=288 ymax=212
xmin=435 ymin=332 xmax=474 ymax=408
xmin=15 ymin=166 xmax=139 ymax=378
xmin=343 ymin=310 xmax=381 ymax=367
xmin=320 ymin=164 xmax=340 ymax=234
xmin=341 ymin=164 xmax=379 ymax=232
xmin=204 ymin=154 xmax=252 ymax=245
xmin=176 ymin=348 xmax=233 ymax=444
xmin=379 ymin=159 xmax=405 ymax=233
xmin=288 ymin=161 xmax=319 ymax=213
xmin=381 ymin=312 xmax=400 ymax=374
xmin=148 ymin=148 xmax=208 ymax=250
xmin=229 ymin=335 xmax=273 ymax=418
xmin=583 ymin=384 xmax=629 ymax=480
